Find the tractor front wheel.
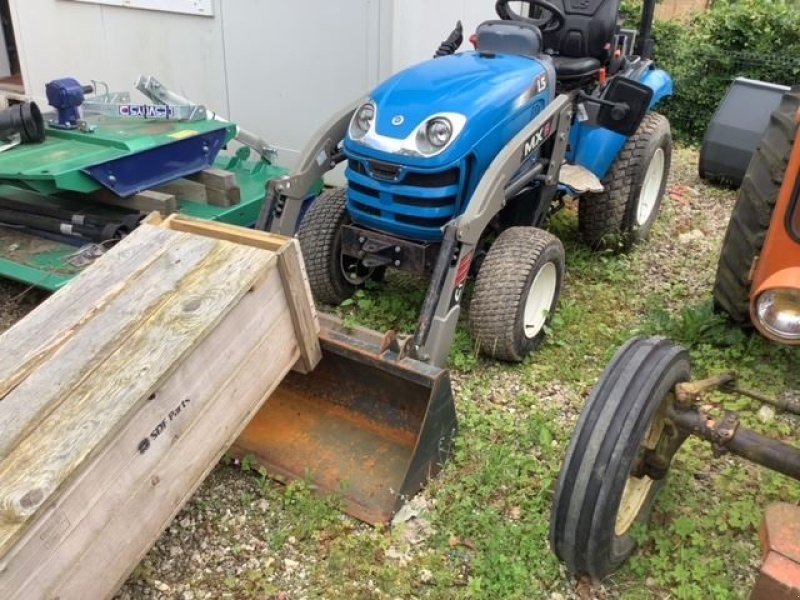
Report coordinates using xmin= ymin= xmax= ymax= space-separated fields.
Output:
xmin=469 ymin=227 xmax=565 ymax=361
xmin=550 ymin=337 xmax=691 ymax=579
xmin=579 ymin=113 xmax=672 ymax=249
xmin=298 ymin=188 xmax=377 ymax=306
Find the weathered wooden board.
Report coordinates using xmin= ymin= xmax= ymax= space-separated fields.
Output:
xmin=0 ymin=217 xmax=320 ymax=599
xmin=89 ymin=189 xmax=178 ymax=215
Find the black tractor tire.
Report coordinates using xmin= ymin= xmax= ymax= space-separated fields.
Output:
xmin=469 ymin=227 xmax=565 ymax=362
xmin=550 ymin=337 xmax=691 ymax=580
xmin=298 ymin=188 xmax=367 ymax=306
xmin=579 ymin=113 xmax=672 ymax=250
xmin=713 ymin=87 xmax=800 ymax=322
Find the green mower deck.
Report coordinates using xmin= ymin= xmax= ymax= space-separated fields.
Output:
xmin=0 ymin=115 xmax=291 ymax=291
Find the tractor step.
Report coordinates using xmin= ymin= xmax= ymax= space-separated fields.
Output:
xmin=558 ymin=163 xmax=604 ymax=194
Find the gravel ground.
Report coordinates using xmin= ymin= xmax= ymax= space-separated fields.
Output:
xmin=0 ymin=146 xmax=788 ymax=599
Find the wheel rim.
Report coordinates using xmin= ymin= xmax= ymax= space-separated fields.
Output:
xmin=523 ymin=261 xmax=558 ymax=339
xmin=615 ymin=473 xmax=655 ymax=536
xmin=614 ymin=392 xmax=671 ymax=536
xmin=636 ymin=147 xmax=665 ymax=226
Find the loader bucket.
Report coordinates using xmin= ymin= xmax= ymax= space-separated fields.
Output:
xmin=234 ymin=316 xmax=457 ymax=525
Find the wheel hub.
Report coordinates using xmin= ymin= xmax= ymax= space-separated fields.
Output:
xmin=340 ymin=253 xmax=374 ymax=285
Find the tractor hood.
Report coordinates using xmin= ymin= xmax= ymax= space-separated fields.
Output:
xmin=345 ymin=51 xmax=551 ymax=167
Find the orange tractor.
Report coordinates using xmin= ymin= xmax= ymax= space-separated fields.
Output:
xmin=550 ymin=86 xmax=800 ymax=597
xmin=714 ymin=87 xmax=800 ymax=344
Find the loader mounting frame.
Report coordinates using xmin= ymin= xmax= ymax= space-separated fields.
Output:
xmin=257 ymin=94 xmax=574 ymax=367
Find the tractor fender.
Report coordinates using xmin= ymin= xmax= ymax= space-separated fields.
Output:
xmin=568 ymin=68 xmax=674 ymax=180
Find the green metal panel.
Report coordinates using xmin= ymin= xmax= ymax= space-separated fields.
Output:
xmin=0 ymin=116 xmax=236 ymax=195
xmin=0 ymin=151 xmax=304 ymax=291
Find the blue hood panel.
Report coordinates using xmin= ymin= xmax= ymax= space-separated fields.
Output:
xmin=372 ymin=52 xmax=547 ymax=140
xmin=342 ymin=51 xmax=554 ymax=241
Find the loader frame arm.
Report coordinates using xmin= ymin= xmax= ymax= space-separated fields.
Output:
xmin=412 ymin=94 xmax=574 ymax=366
xmin=257 ymin=100 xmax=360 ymax=234
xmin=259 ymin=92 xmax=574 ymax=368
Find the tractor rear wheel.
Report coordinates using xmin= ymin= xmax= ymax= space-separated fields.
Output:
xmin=469 ymin=227 xmax=565 ymax=361
xmin=550 ymin=337 xmax=691 ymax=579
xmin=579 ymin=113 xmax=672 ymax=249
xmin=713 ymin=87 xmax=800 ymax=322
xmin=298 ymin=188 xmax=376 ymax=306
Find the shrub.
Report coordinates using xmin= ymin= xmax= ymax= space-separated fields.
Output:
xmin=623 ymin=0 xmax=800 ymax=143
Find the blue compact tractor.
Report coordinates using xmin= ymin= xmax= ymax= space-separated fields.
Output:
xmin=260 ymin=0 xmax=673 ymax=368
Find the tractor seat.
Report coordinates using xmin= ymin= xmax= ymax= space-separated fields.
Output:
xmin=551 ymin=55 xmax=602 ymax=81
xmin=475 ymin=20 xmax=543 ymax=58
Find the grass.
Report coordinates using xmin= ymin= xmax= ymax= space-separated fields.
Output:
xmin=122 ymin=147 xmax=798 ymax=599
xmin=291 ymin=180 xmax=797 ymax=598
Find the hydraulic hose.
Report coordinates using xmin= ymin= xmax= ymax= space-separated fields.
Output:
xmin=434 ymin=21 xmax=464 ymax=58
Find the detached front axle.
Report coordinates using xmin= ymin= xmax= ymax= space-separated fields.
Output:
xmin=668 ymin=376 xmax=800 ymax=481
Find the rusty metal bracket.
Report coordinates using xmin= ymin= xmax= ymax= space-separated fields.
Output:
xmin=675 ymin=374 xmax=799 ymax=417
xmin=712 ymin=411 xmax=740 ymax=456
xmin=674 ymin=373 xmax=736 ymax=406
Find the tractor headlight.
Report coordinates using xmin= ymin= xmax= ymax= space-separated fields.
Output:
xmin=426 ymin=118 xmax=453 ymax=148
xmin=414 ymin=114 xmax=465 ymax=156
xmin=349 ymin=101 xmax=376 ymax=141
xmin=755 ymin=288 xmax=800 ymax=341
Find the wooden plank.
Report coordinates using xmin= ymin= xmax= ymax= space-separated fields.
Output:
xmin=0 ymin=232 xmax=220 ymax=459
xmin=161 ymin=215 xmax=319 ymax=370
xmin=154 ymin=178 xmax=208 ymax=203
xmin=204 ymin=185 xmax=241 ymax=207
xmin=161 ymin=214 xmax=290 ymax=252
xmin=0 ymin=226 xmax=177 ymax=399
xmin=48 ymin=316 xmax=296 ymax=600
xmin=190 ymin=168 xmax=237 ymax=191
xmin=0 ymin=267 xmax=295 ymax=598
xmin=0 ymin=239 xmax=274 ymax=536
xmin=187 ymin=168 xmax=242 ymax=207
xmin=89 ymin=189 xmax=178 ymax=215
xmin=277 ymin=238 xmax=321 ymax=373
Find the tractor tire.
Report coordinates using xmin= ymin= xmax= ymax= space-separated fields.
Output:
xmin=298 ymin=188 xmax=374 ymax=306
xmin=579 ymin=113 xmax=672 ymax=250
xmin=469 ymin=227 xmax=565 ymax=362
xmin=550 ymin=337 xmax=691 ymax=580
xmin=713 ymin=87 xmax=800 ymax=322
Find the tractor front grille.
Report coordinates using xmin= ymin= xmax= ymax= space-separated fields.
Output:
xmin=345 ymin=158 xmax=464 ymax=241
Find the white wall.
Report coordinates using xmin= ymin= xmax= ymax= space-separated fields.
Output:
xmin=10 ymin=0 xmax=229 ymax=115
xmin=390 ymin=1 xmax=497 ymax=73
xmin=220 ymin=0 xmax=392 ymax=166
xmin=7 ymin=0 xmax=520 ymax=167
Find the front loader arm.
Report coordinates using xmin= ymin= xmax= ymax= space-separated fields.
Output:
xmin=412 ymin=94 xmax=574 ymax=367
xmin=257 ymin=100 xmax=360 ymax=235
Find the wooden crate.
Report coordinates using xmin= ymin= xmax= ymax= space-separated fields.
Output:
xmin=0 ymin=215 xmax=320 ymax=599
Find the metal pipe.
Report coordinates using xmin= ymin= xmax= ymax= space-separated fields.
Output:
xmin=505 ymin=161 xmax=545 ymax=199
xmin=637 ymin=0 xmax=657 ymax=60
xmin=669 ymin=407 xmax=800 ymax=481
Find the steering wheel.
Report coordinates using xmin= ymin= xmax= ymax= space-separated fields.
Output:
xmin=496 ymin=0 xmax=565 ymax=33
